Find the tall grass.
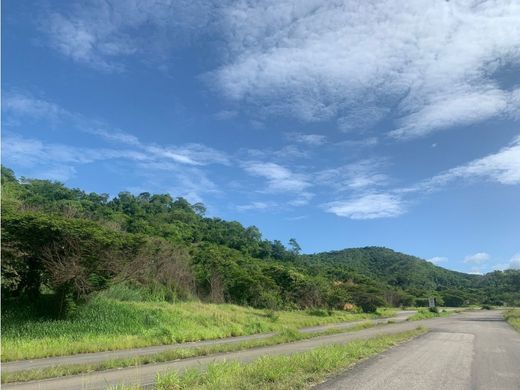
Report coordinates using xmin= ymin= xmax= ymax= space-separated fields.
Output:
xmin=505 ymin=309 xmax=520 ymax=331
xmin=407 ymin=308 xmax=451 ymax=321
xmin=2 ymin=291 xmax=389 ymax=361
xmin=153 ymin=328 xmax=427 ymax=390
xmin=2 ymin=324 xmax=378 ymax=384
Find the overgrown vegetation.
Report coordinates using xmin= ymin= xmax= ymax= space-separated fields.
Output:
xmin=1 ymin=167 xmax=519 ymax=361
xmin=1 ymin=292 xmax=381 ymax=361
xmin=149 ymin=328 xmax=427 ymax=390
xmin=505 ymin=309 xmax=520 ymax=332
xmin=2 ymin=324 xmax=379 ymax=383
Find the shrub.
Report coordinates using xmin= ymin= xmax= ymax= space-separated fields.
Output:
xmin=307 ymin=308 xmax=330 ymax=317
xmin=429 ymin=306 xmax=439 ymax=314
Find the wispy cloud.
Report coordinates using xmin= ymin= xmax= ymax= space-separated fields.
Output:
xmin=509 ymin=253 xmax=520 ymax=270
xmin=214 ymin=1 xmax=520 ymax=136
xmin=324 ymin=193 xmax=405 ymax=220
xmin=324 ymin=134 xmax=520 ymax=219
xmin=237 ymin=201 xmax=276 ymax=212
xmin=285 ymin=132 xmax=327 ymax=146
xmin=4 ymin=92 xmax=230 ymax=167
xmin=421 ymin=135 xmax=520 ymax=189
xmin=42 ymin=0 xmax=214 ymax=71
xmin=464 ymin=252 xmax=490 ymax=265
xmin=428 ymin=256 xmax=448 ymax=265
xmin=317 ymin=159 xmax=389 ymax=192
xmin=390 ymin=86 xmax=513 ymax=139
xmin=2 ymin=91 xmax=69 ymax=121
xmin=242 ymin=161 xmax=310 ymax=193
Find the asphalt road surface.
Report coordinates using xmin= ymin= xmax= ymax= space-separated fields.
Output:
xmin=5 ymin=310 xmax=518 ymax=390
xmin=314 ymin=310 xmax=520 ymax=390
xmin=2 ymin=311 xmax=415 ymax=373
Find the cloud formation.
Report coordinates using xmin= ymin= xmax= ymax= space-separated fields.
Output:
xmin=42 ymin=0 xmax=215 ymax=71
xmin=428 ymin=256 xmax=448 ymax=265
xmin=242 ymin=161 xmax=310 ymax=193
xmin=464 ymin=252 xmax=490 ymax=265
xmin=324 ymin=193 xmax=405 ymax=220
xmin=214 ymin=0 xmax=520 ymax=136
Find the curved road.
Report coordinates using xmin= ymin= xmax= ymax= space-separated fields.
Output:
xmin=314 ymin=310 xmax=520 ymax=390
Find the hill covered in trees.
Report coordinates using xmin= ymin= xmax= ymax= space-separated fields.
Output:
xmin=2 ymin=167 xmax=519 ymax=317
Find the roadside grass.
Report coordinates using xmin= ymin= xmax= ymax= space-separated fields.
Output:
xmin=148 ymin=327 xmax=427 ymax=390
xmin=407 ymin=308 xmax=452 ymax=321
xmin=505 ymin=309 xmax=520 ymax=332
xmin=1 ymin=323 xmax=376 ymax=383
xmin=1 ymin=295 xmax=392 ymax=361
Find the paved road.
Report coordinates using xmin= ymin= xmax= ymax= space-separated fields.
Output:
xmin=314 ymin=310 xmax=520 ymax=390
xmin=2 ymin=311 xmax=415 ymax=374
xmin=3 ymin=313 xmax=428 ymax=390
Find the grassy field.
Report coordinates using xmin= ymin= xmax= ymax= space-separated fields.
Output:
xmin=2 ymin=295 xmax=392 ymax=361
xmin=129 ymin=327 xmax=426 ymax=390
xmin=2 ymin=323 xmax=378 ymax=384
xmin=505 ymin=309 xmax=520 ymax=331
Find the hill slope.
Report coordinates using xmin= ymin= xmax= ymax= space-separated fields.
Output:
xmin=2 ymin=166 xmax=519 ymax=315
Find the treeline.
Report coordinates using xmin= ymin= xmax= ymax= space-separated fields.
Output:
xmin=2 ymin=167 xmax=519 ymax=317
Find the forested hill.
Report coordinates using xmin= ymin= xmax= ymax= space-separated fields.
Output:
xmin=304 ymin=248 xmax=477 ymax=292
xmin=2 ymin=166 xmax=519 ymax=316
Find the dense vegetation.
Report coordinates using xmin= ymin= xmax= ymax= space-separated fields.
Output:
xmin=505 ymin=309 xmax=520 ymax=332
xmin=2 ymin=166 xmax=519 ymax=322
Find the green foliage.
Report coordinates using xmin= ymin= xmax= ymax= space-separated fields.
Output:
xmin=153 ymin=328 xmax=427 ymax=390
xmin=2 ymin=166 xmax=519 ymax=327
xmin=505 ymin=309 xmax=520 ymax=332
xmin=1 ymin=296 xmax=377 ymax=361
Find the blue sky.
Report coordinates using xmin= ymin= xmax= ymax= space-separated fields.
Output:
xmin=3 ymin=0 xmax=520 ymax=274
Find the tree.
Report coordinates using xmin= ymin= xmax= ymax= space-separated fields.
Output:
xmin=288 ymin=238 xmax=302 ymax=256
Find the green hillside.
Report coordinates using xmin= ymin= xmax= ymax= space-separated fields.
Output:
xmin=2 ymin=166 xmax=519 ymax=319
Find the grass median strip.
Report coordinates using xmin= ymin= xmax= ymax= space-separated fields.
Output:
xmin=143 ymin=327 xmax=428 ymax=390
xmin=505 ymin=309 xmax=520 ymax=331
xmin=407 ymin=308 xmax=453 ymax=321
xmin=2 ymin=297 xmax=394 ymax=362
xmin=2 ymin=323 xmax=378 ymax=384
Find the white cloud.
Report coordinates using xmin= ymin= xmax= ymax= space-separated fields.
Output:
xmin=429 ymin=136 xmax=520 ymax=187
xmin=85 ymin=128 xmax=141 ymax=146
xmin=288 ymin=192 xmax=314 ymax=207
xmin=286 ymin=132 xmax=327 ymax=146
xmin=4 ymin=93 xmax=230 ymax=167
xmin=317 ymin=159 xmax=389 ymax=191
xmin=324 ymin=193 xmax=405 ymax=220
xmin=2 ymin=91 xmax=68 ymax=120
xmin=464 ymin=252 xmax=490 ymax=264
xmin=469 ymin=268 xmax=484 ymax=275
xmin=145 ymin=144 xmax=230 ymax=166
xmin=42 ymin=0 xmax=214 ymax=71
xmin=236 ymin=201 xmax=275 ymax=212
xmin=214 ymin=0 xmax=520 ymax=135
xmin=428 ymin=256 xmax=448 ymax=265
xmin=390 ymin=86 xmax=510 ymax=139
xmin=242 ymin=161 xmax=310 ymax=192
xmin=214 ymin=110 xmax=238 ymax=120
xmin=509 ymin=253 xmax=520 ymax=270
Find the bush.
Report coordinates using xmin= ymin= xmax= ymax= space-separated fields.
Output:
xmin=354 ymin=293 xmax=386 ymax=313
xmin=307 ymin=308 xmax=331 ymax=317
xmin=481 ymin=304 xmax=493 ymax=310
xmin=429 ymin=306 xmax=439 ymax=314
xmin=264 ymin=310 xmax=279 ymax=322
